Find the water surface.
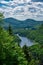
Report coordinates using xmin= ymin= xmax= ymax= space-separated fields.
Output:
xmin=17 ymin=34 xmax=34 ymax=47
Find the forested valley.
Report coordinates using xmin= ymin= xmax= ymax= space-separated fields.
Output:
xmin=0 ymin=13 xmax=43 ymax=65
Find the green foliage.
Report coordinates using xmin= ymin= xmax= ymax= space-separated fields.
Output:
xmin=28 ymin=44 xmax=43 ymax=65
xmin=22 ymin=44 xmax=43 ymax=65
xmin=28 ymin=25 xmax=43 ymax=44
xmin=0 ymin=28 xmax=27 ymax=65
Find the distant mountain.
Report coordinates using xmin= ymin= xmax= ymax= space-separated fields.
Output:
xmin=4 ymin=18 xmax=43 ymax=29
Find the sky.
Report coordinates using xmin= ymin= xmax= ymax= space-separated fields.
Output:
xmin=0 ymin=0 xmax=43 ymax=21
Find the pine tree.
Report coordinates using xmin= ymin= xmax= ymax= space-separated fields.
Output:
xmin=8 ymin=24 xmax=13 ymax=35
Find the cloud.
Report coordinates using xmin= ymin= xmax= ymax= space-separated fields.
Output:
xmin=0 ymin=0 xmax=43 ymax=21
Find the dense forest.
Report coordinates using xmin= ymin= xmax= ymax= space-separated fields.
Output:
xmin=0 ymin=13 xmax=43 ymax=65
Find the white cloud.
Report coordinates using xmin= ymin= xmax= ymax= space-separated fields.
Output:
xmin=0 ymin=0 xmax=43 ymax=21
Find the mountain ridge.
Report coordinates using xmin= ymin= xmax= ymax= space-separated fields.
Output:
xmin=4 ymin=17 xmax=43 ymax=22
xmin=4 ymin=17 xmax=43 ymax=29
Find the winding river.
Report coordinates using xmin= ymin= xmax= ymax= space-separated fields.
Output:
xmin=17 ymin=34 xmax=34 ymax=47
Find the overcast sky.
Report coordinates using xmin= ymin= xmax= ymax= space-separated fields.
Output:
xmin=0 ymin=0 xmax=43 ymax=21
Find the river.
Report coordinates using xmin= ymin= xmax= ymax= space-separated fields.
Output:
xmin=17 ymin=34 xmax=34 ymax=47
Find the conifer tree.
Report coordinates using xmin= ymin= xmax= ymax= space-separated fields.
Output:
xmin=8 ymin=24 xmax=13 ymax=35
